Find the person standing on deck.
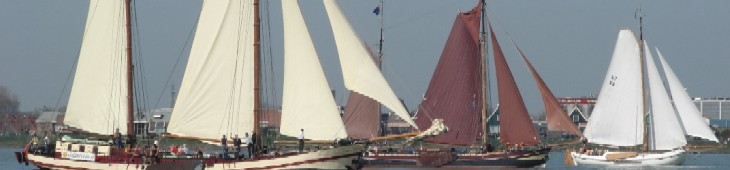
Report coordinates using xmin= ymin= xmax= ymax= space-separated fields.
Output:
xmin=114 ymin=128 xmax=123 ymax=149
xmin=252 ymin=132 xmax=258 ymax=157
xmin=233 ymin=134 xmax=241 ymax=160
xmin=221 ymin=135 xmax=228 ymax=159
xmin=245 ymin=133 xmax=253 ymax=158
xmin=298 ymin=129 xmax=305 ymax=153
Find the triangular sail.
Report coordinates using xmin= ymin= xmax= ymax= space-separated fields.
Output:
xmin=413 ymin=5 xmax=483 ymax=145
xmin=656 ymin=48 xmax=719 ymax=142
xmin=323 ymin=0 xmax=417 ymax=129
xmin=490 ymin=24 xmax=540 ymax=146
xmin=583 ymin=29 xmax=644 ymax=147
xmin=645 ymin=42 xmax=686 ymax=150
xmin=511 ymin=40 xmax=583 ymax=137
xmin=168 ymin=0 xmax=255 ymax=140
xmin=280 ymin=0 xmax=347 ymax=140
xmin=65 ymin=0 xmax=130 ymax=135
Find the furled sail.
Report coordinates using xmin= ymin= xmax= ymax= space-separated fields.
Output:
xmin=490 ymin=24 xmax=540 ymax=146
xmin=512 ymin=40 xmax=583 ymax=137
xmin=583 ymin=29 xmax=644 ymax=147
xmin=168 ymin=0 xmax=255 ymax=140
xmin=280 ymin=0 xmax=347 ymax=140
xmin=656 ymin=48 xmax=719 ymax=142
xmin=414 ymin=5 xmax=483 ymax=145
xmin=645 ymin=42 xmax=687 ymax=150
xmin=323 ymin=0 xmax=417 ymax=129
xmin=65 ymin=0 xmax=130 ymax=135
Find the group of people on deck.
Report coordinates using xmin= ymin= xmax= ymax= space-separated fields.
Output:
xmin=221 ymin=132 xmax=258 ymax=160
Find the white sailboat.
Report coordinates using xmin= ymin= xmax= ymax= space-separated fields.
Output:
xmin=570 ymin=29 xmax=718 ymax=166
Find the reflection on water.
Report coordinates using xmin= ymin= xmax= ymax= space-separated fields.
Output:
xmin=1 ymin=148 xmax=728 ymax=170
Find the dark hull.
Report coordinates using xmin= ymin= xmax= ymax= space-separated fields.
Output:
xmin=363 ymin=148 xmax=550 ymax=168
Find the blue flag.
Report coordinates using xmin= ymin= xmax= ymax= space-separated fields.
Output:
xmin=373 ymin=6 xmax=380 ymax=15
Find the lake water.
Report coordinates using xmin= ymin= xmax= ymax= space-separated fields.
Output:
xmin=1 ymin=148 xmax=728 ymax=169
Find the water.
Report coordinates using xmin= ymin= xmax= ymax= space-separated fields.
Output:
xmin=545 ymin=151 xmax=730 ymax=169
xmin=1 ymin=148 xmax=728 ymax=169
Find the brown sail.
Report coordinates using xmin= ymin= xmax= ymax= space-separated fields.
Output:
xmin=414 ymin=5 xmax=483 ymax=145
xmin=343 ymin=91 xmax=380 ymax=139
xmin=489 ymin=24 xmax=540 ymax=146
xmin=511 ymin=40 xmax=583 ymax=137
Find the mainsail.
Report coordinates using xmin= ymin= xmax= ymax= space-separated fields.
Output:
xmin=280 ymin=0 xmax=347 ymax=140
xmin=645 ymin=42 xmax=686 ymax=150
xmin=656 ymin=48 xmax=719 ymax=142
xmin=65 ymin=0 xmax=130 ymax=135
xmin=414 ymin=5 xmax=483 ymax=145
xmin=323 ymin=0 xmax=417 ymax=130
xmin=490 ymin=24 xmax=540 ymax=146
xmin=583 ymin=29 xmax=644 ymax=147
xmin=512 ymin=40 xmax=583 ymax=137
xmin=168 ymin=0 xmax=256 ymax=140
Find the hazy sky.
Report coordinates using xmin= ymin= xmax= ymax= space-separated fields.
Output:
xmin=1 ymin=0 xmax=728 ymax=115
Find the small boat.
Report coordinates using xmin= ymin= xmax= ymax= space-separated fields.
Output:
xmin=569 ymin=28 xmax=720 ymax=166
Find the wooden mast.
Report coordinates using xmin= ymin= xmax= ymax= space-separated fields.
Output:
xmin=638 ymin=8 xmax=648 ymax=152
xmin=479 ymin=0 xmax=489 ymax=147
xmin=124 ymin=0 xmax=136 ymax=144
xmin=253 ymin=0 xmax=262 ymax=150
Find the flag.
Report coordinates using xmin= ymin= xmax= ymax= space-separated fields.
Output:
xmin=372 ymin=6 xmax=380 ymax=15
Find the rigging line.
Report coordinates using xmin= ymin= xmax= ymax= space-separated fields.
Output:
xmin=150 ymin=0 xmax=203 ymax=114
xmin=383 ymin=0 xmax=465 ymax=30
xmin=263 ymin=0 xmax=281 ymax=144
xmin=132 ymin=0 xmax=150 ymax=119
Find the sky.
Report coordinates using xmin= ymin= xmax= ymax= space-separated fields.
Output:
xmin=1 ymin=0 xmax=729 ymax=116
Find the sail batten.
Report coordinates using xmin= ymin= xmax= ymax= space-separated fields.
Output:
xmin=490 ymin=24 xmax=540 ymax=146
xmin=656 ymin=48 xmax=719 ymax=142
xmin=414 ymin=5 xmax=483 ymax=145
xmin=645 ymin=42 xmax=687 ymax=150
xmin=512 ymin=40 xmax=583 ymax=137
xmin=280 ymin=0 xmax=347 ymax=140
xmin=323 ymin=0 xmax=417 ymax=130
xmin=168 ymin=0 xmax=255 ymax=140
xmin=583 ymin=30 xmax=644 ymax=147
xmin=64 ymin=0 xmax=130 ymax=135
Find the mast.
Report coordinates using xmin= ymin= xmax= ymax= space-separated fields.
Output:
xmin=253 ymin=0 xmax=262 ymax=149
xmin=479 ymin=0 xmax=488 ymax=146
xmin=638 ymin=8 xmax=648 ymax=152
xmin=124 ymin=0 xmax=135 ymax=143
xmin=377 ymin=0 xmax=384 ymax=67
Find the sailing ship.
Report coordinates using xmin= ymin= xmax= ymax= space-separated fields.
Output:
xmin=569 ymin=29 xmax=719 ymax=166
xmin=19 ymin=0 xmax=425 ymax=169
xmin=363 ymin=1 xmax=582 ymax=168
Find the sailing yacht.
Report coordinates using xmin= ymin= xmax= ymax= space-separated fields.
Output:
xmin=362 ymin=1 xmax=582 ymax=168
xmin=569 ymin=29 xmax=719 ymax=166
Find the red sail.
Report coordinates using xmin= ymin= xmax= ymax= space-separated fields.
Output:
xmin=512 ymin=41 xmax=583 ymax=137
xmin=512 ymin=42 xmax=583 ymax=137
xmin=414 ymin=5 xmax=482 ymax=145
xmin=343 ymin=91 xmax=380 ymax=139
xmin=490 ymin=24 xmax=541 ymax=146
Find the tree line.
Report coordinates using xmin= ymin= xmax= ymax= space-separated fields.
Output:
xmin=0 ymin=85 xmax=20 ymax=113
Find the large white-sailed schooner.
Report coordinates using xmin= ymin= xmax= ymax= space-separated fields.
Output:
xmin=570 ymin=29 xmax=719 ymax=166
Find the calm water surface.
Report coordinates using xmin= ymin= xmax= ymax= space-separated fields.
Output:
xmin=1 ymin=148 xmax=728 ymax=169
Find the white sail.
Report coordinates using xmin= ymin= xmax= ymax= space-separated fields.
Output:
xmin=64 ymin=0 xmax=129 ymax=135
xmin=656 ymin=48 xmax=719 ymax=142
xmin=323 ymin=0 xmax=418 ymax=129
xmin=280 ymin=0 xmax=347 ymax=140
xmin=168 ymin=0 xmax=255 ymax=140
xmin=584 ymin=29 xmax=643 ymax=146
xmin=645 ymin=41 xmax=686 ymax=150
